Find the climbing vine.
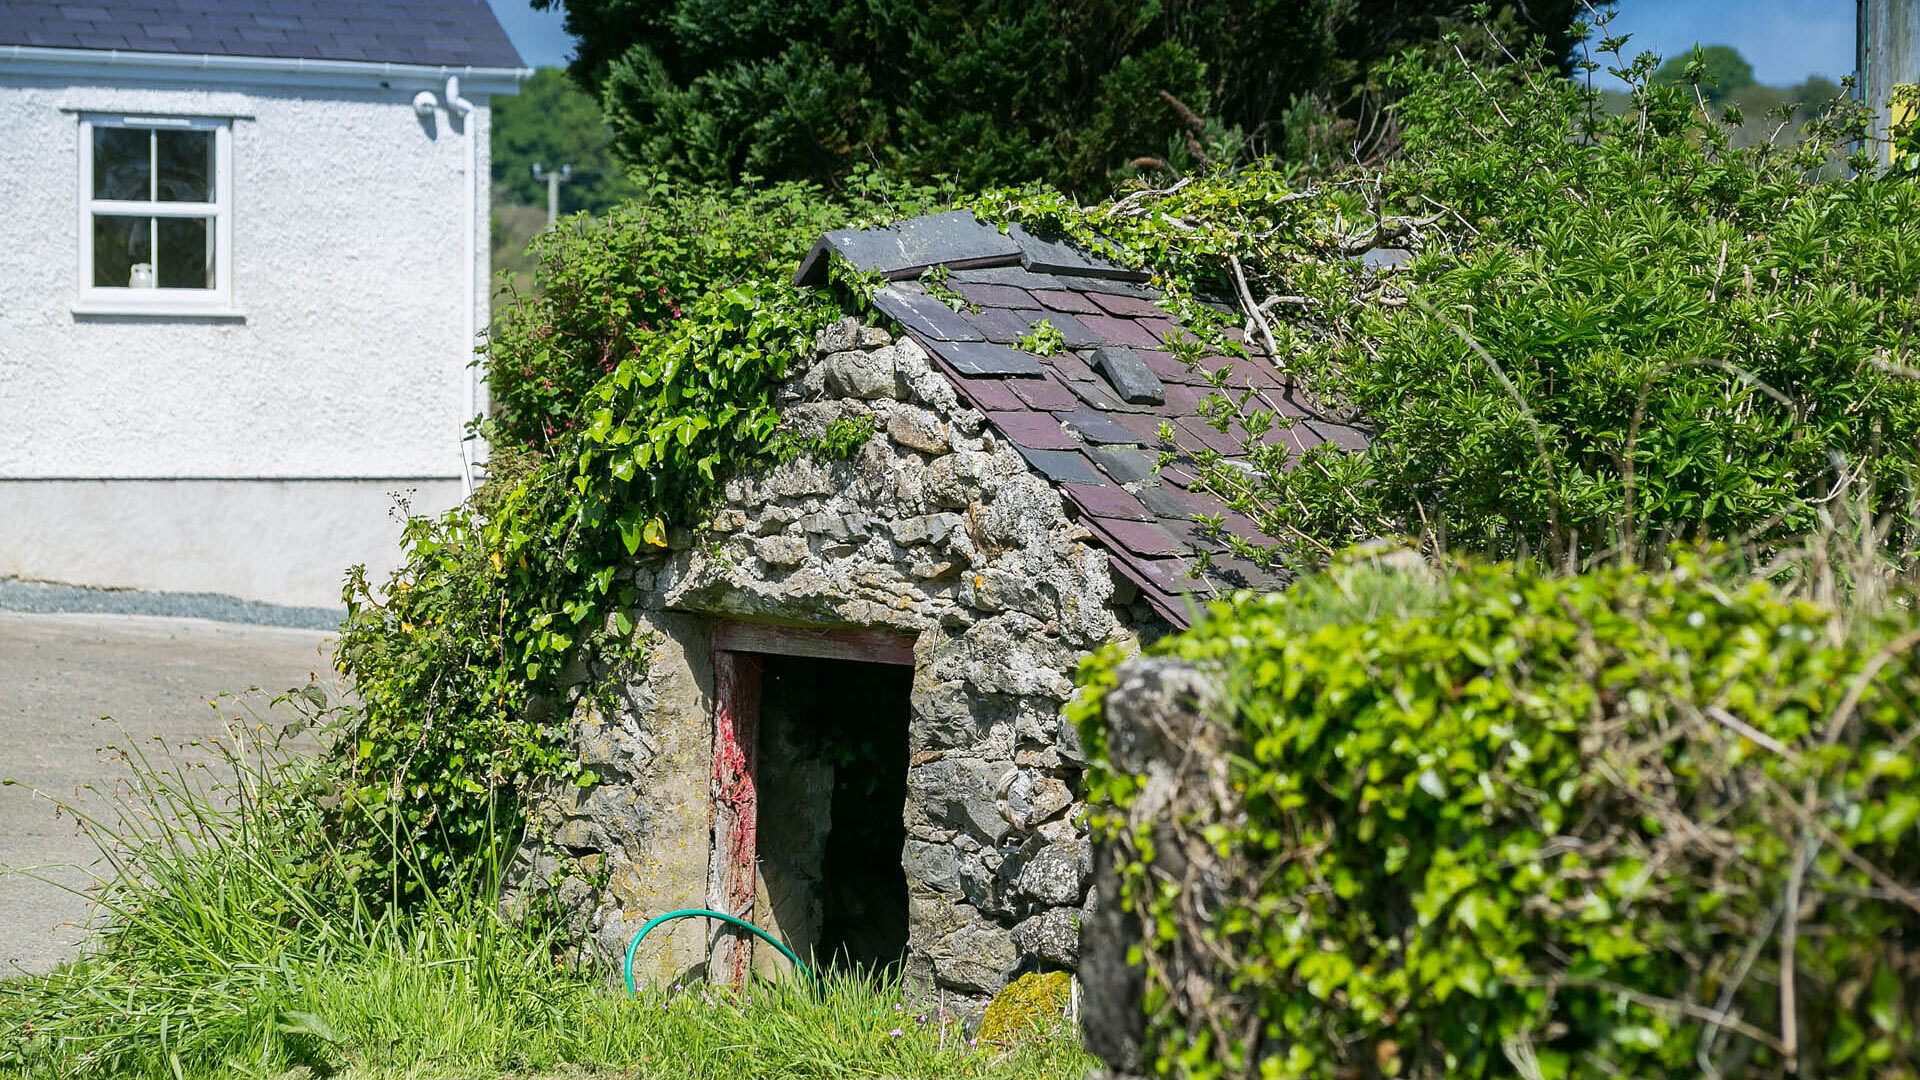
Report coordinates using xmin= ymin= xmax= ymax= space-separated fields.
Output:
xmin=328 ymin=176 xmax=950 ymax=899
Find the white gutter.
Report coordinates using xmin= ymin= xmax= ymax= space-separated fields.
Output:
xmin=0 ymin=44 xmax=531 ymax=94
xmin=446 ymin=75 xmax=480 ymax=497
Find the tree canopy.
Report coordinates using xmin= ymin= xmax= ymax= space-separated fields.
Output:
xmin=534 ymin=0 xmax=1584 ymax=195
xmin=491 ymin=67 xmax=635 ymax=215
xmin=1652 ymin=43 xmax=1756 ymax=102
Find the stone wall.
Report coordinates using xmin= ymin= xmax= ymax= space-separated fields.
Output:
xmin=517 ymin=318 xmax=1167 ymax=1007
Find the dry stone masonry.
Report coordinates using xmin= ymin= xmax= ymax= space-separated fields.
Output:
xmin=512 ymin=211 xmax=1365 ymax=1011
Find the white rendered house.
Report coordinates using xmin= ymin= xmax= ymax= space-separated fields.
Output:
xmin=0 ymin=0 xmax=526 ymax=608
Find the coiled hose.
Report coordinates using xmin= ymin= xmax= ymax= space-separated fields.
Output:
xmin=622 ymin=908 xmax=816 ymax=994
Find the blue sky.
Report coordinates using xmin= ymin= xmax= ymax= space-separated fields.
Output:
xmin=485 ymin=0 xmax=1855 ymax=87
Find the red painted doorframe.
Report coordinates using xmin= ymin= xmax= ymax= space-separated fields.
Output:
xmin=706 ymin=620 xmax=916 ymax=987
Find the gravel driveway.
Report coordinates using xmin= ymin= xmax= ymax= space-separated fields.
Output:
xmin=0 ymin=609 xmax=334 ymax=975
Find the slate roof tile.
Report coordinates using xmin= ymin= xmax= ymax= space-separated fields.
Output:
xmin=929 ymin=339 xmax=1045 ymax=377
xmin=987 ymin=411 xmax=1077 ymax=451
xmin=873 ymin=283 xmax=986 ymax=342
xmin=1084 ymin=445 xmax=1159 ymax=485
xmin=1093 ymin=519 xmax=1188 ymax=557
xmin=1062 ymin=482 xmax=1154 ymax=521
xmin=1057 ymin=408 xmax=1142 ymax=446
xmin=1015 ymin=447 xmax=1105 ymax=485
xmin=1008 ymin=377 xmax=1079 ymax=411
xmin=1031 ymin=289 xmax=1101 ymax=315
xmin=2 ymin=0 xmax=525 ymax=65
xmin=1088 ymin=292 xmax=1166 ymax=318
xmin=947 ymin=374 xmax=1027 ymax=413
xmin=968 ymin=306 xmax=1045 ymax=345
xmin=1048 ymin=351 xmax=1097 ymax=382
xmin=1077 ymin=313 xmax=1161 ymax=349
xmin=1132 ymin=349 xmax=1199 ymax=385
xmin=953 ymin=282 xmax=1034 ymax=309
xmin=799 ymin=209 xmax=1365 ymax=628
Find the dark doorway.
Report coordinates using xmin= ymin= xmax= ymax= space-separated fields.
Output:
xmin=755 ymin=653 xmax=911 ymax=974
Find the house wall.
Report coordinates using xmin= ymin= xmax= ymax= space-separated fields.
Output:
xmin=0 ymin=69 xmax=494 ymax=606
xmin=516 ymin=320 xmax=1165 ymax=1007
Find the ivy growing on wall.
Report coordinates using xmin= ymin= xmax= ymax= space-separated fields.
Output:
xmin=327 ymin=176 xmax=951 ymax=899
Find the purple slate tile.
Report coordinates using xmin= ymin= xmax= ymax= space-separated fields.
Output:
xmin=1136 ymin=349 xmax=1207 ymax=385
xmin=986 ymin=411 xmax=1077 ymax=451
xmin=1161 ymin=382 xmax=1210 ymax=414
xmin=1078 ymin=313 xmax=1162 ymax=349
xmin=1013 ymin=447 xmax=1106 ymax=485
xmin=949 ymin=375 xmax=1027 ymax=413
xmin=1047 ymin=351 xmax=1096 ymax=382
xmin=1067 ymin=376 xmax=1154 ymax=414
xmin=1062 ymin=482 xmax=1154 ymax=522
xmin=953 ymin=282 xmax=1034 ymax=308
xmin=1031 ymin=289 xmax=1101 ymax=315
xmin=1009 ymin=377 xmax=1079 ymax=411
xmin=926 ymin=340 xmax=1043 ymax=377
xmin=1175 ymin=416 xmax=1246 ymax=456
xmin=1133 ymin=556 xmax=1201 ymax=595
xmin=1138 ymin=317 xmax=1186 ymax=344
xmin=1089 ymin=292 xmax=1167 ymax=318
xmin=1056 ymin=408 xmax=1141 ymax=445
xmin=1093 ymin=519 xmax=1187 ymax=558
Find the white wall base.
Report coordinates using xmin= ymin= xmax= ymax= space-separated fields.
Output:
xmin=0 ymin=478 xmax=463 ymax=608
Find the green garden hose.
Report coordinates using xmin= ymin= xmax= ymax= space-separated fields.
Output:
xmin=622 ymin=908 xmax=816 ymax=994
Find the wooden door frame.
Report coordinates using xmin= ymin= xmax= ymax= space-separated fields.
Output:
xmin=705 ymin=620 xmax=916 ymax=986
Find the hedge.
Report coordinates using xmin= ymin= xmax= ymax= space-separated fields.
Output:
xmin=1072 ymin=551 xmax=1920 ymax=1078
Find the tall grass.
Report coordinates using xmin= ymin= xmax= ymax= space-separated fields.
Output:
xmin=0 ymin=699 xmax=1090 ymax=1079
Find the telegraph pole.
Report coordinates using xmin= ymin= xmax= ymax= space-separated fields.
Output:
xmin=531 ymin=162 xmax=573 ymax=226
xmin=1859 ymin=0 xmax=1920 ymax=162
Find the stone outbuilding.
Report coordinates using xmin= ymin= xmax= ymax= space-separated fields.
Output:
xmin=519 ymin=211 xmax=1367 ymax=1010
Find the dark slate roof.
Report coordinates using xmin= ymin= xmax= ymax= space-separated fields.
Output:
xmin=797 ymin=211 xmax=1373 ymax=628
xmin=0 ymin=0 xmax=525 ymax=68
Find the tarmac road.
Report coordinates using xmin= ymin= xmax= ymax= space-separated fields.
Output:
xmin=0 ymin=610 xmax=334 ymax=975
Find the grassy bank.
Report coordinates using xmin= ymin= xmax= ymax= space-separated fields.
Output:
xmin=0 ymin=704 xmax=1089 ymax=1079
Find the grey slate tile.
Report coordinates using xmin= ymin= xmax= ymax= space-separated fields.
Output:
xmin=1090 ymin=346 xmax=1166 ymax=405
xmin=873 ymin=284 xmax=985 ymax=343
xmin=1056 ymin=408 xmax=1140 ymax=445
xmin=1084 ymin=445 xmax=1158 ymax=485
xmin=1008 ymin=224 xmax=1152 ymax=282
xmin=928 ymin=340 xmax=1044 ymax=376
xmin=797 ymin=210 xmax=1021 ymax=285
xmin=967 ymin=306 xmax=1044 ymax=345
xmin=1013 ymin=447 xmax=1105 ymax=485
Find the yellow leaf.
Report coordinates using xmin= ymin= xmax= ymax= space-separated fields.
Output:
xmin=642 ymin=517 xmax=668 ymax=548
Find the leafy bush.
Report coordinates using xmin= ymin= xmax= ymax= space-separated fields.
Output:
xmin=1071 ymin=550 xmax=1920 ymax=1077
xmin=978 ymin=14 xmax=1920 ymax=574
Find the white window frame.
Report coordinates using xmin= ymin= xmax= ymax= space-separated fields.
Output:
xmin=75 ymin=114 xmax=236 ymax=317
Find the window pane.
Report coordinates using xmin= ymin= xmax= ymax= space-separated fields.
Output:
xmin=93 ymin=126 xmax=150 ymax=200
xmin=156 ymin=216 xmax=214 ymax=289
xmin=155 ymin=129 xmax=213 ymax=202
xmin=93 ymin=214 xmax=152 ymax=288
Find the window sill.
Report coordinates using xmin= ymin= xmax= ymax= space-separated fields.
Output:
xmin=73 ymin=299 xmax=245 ymax=320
